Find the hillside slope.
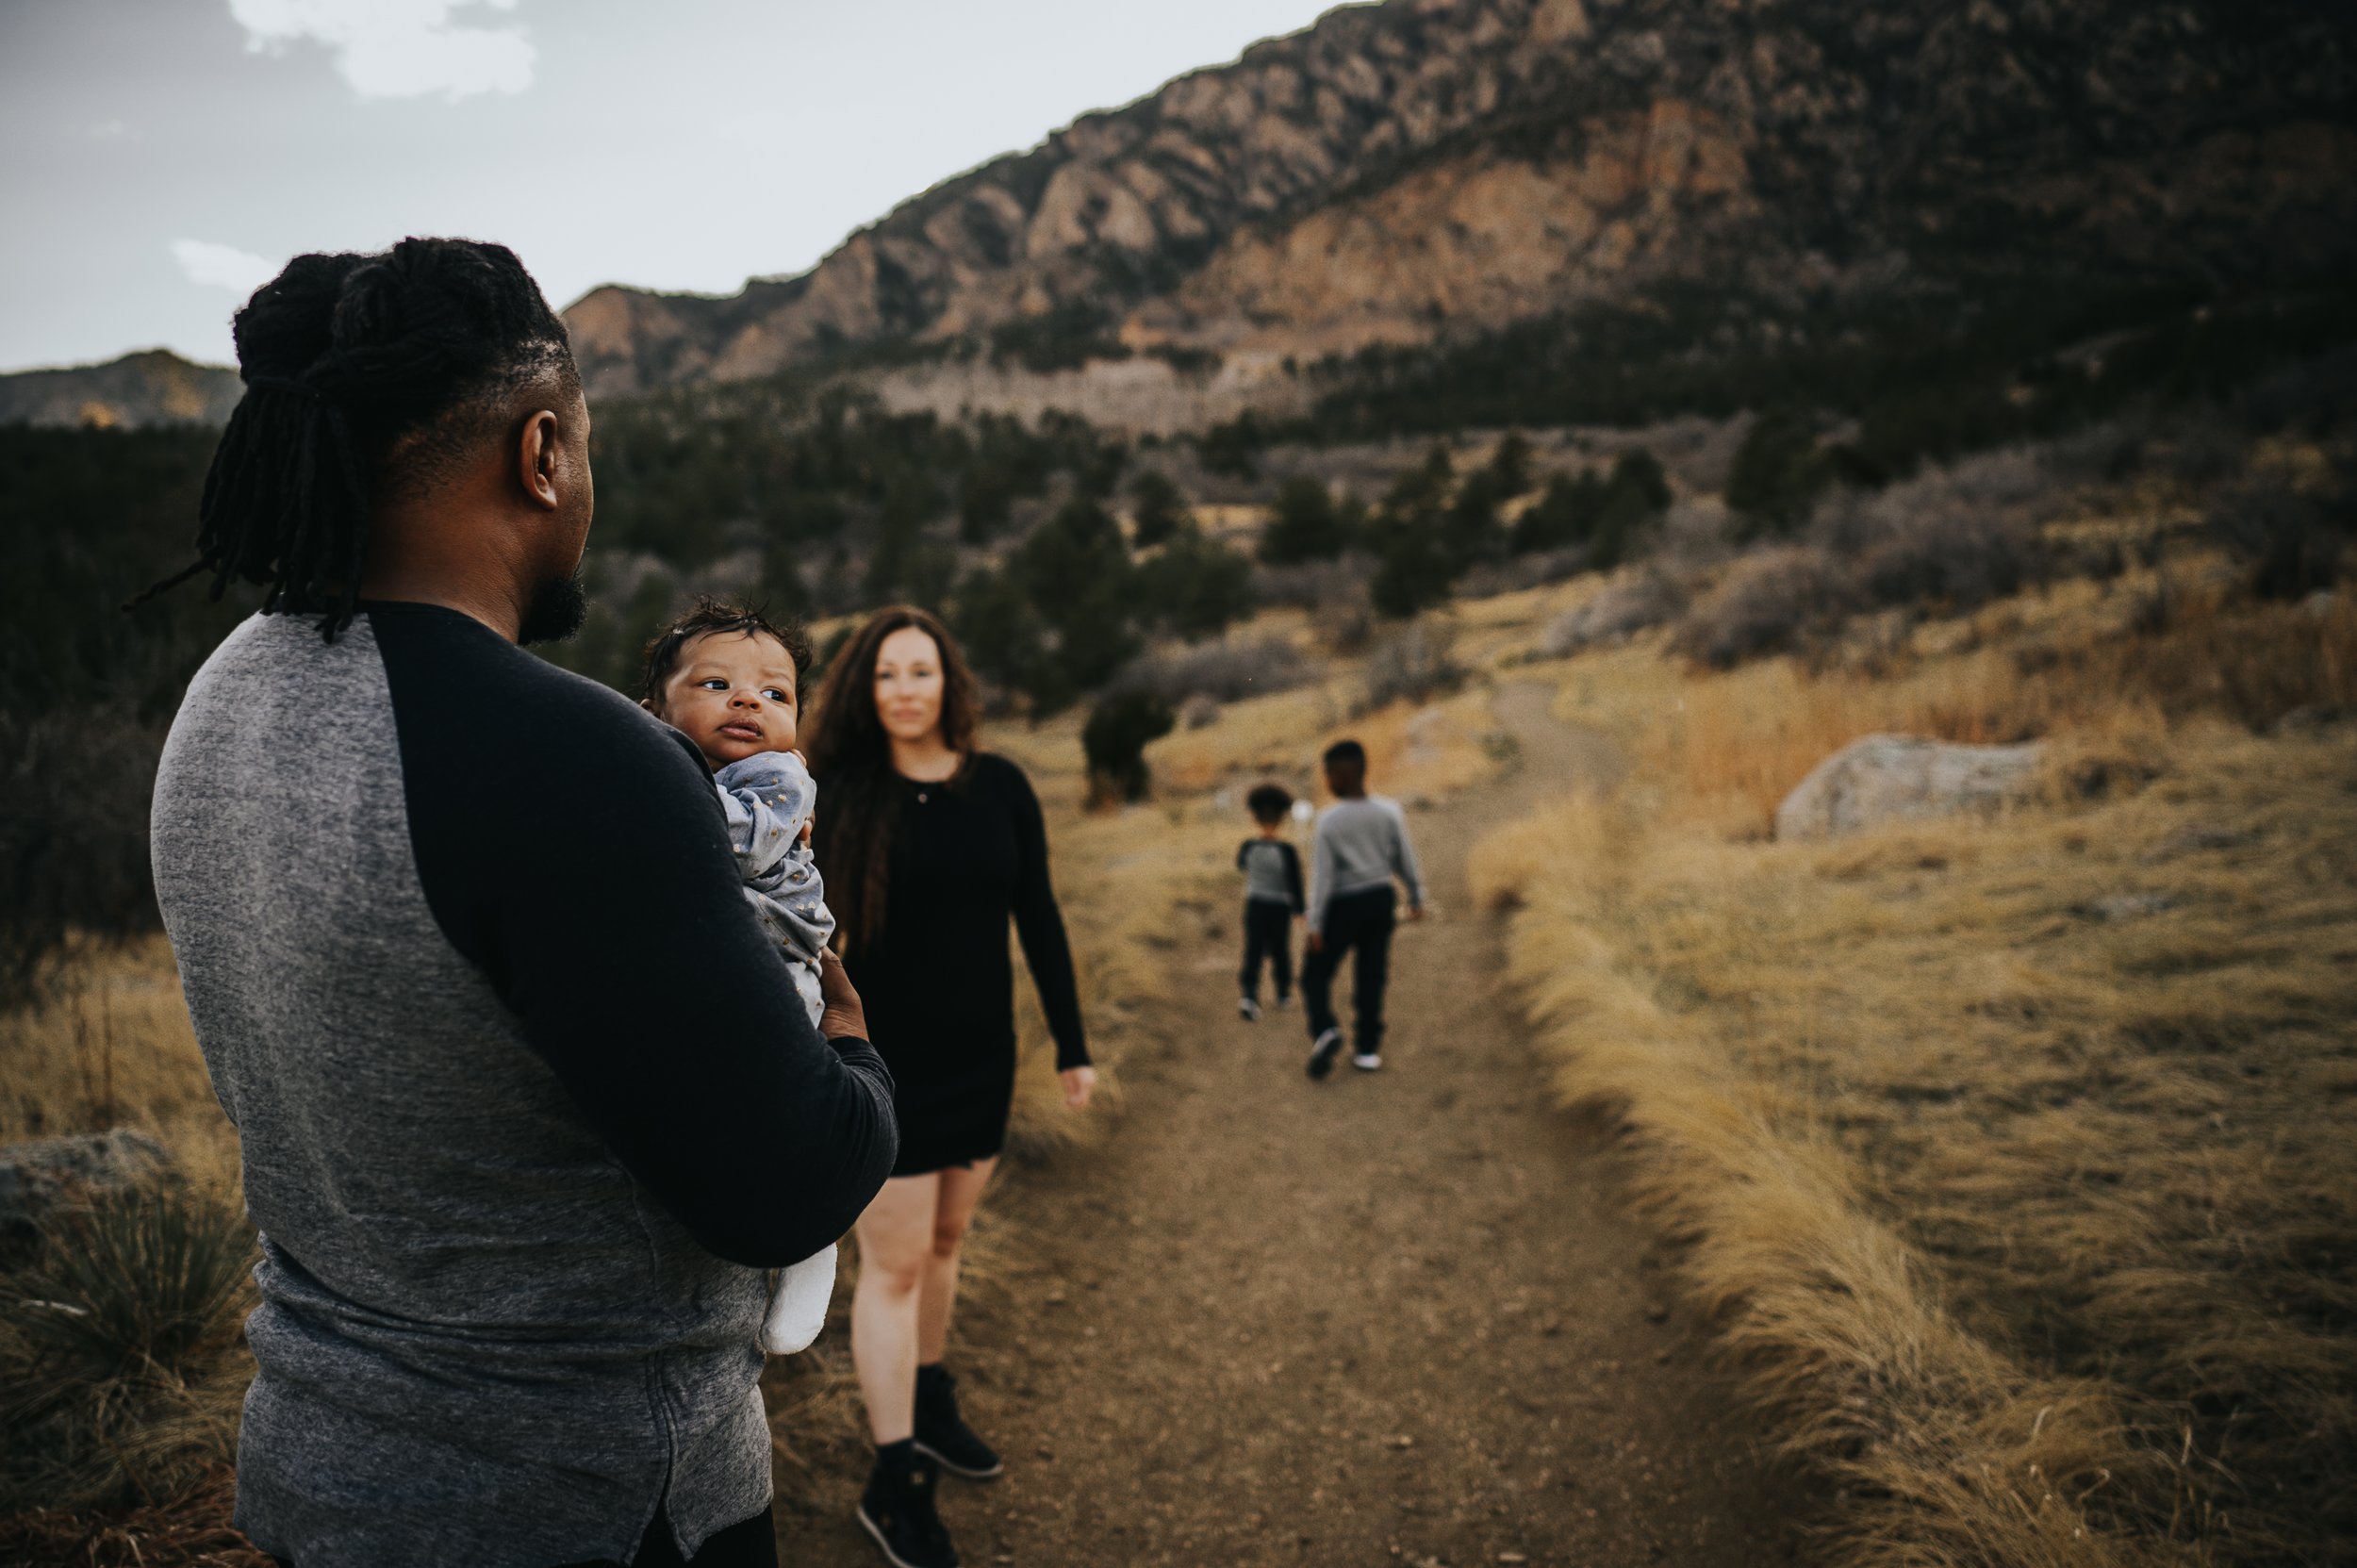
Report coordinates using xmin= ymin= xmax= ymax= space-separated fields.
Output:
xmin=565 ymin=0 xmax=2357 ymax=399
xmin=0 ymin=350 xmax=242 ymax=431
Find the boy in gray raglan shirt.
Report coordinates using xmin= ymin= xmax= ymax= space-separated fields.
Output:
xmin=1303 ymin=738 xmax=1425 ymax=1079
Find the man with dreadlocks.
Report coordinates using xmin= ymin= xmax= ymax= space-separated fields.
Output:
xmin=144 ymin=238 xmax=898 ymax=1568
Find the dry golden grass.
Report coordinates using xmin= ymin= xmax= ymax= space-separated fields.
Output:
xmin=1477 ymin=585 xmax=2357 ymax=1565
xmin=0 ymin=939 xmax=237 ymax=1193
xmin=1548 ymin=558 xmax=2357 ymax=835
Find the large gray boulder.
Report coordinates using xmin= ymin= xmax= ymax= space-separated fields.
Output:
xmin=1775 ymin=734 xmax=2045 ymax=842
xmin=0 ymin=1128 xmax=176 ymax=1255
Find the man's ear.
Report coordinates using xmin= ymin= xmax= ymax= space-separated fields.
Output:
xmin=517 ymin=409 xmax=562 ymax=512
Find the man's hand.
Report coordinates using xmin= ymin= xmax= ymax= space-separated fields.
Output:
xmin=817 ymin=949 xmax=866 ymax=1041
xmin=1061 ymin=1065 xmax=1096 ymax=1110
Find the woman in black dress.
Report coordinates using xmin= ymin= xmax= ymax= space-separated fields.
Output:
xmin=805 ymin=606 xmax=1092 ymax=1568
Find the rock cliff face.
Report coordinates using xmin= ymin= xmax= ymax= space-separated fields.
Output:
xmin=0 ymin=350 xmax=243 ymax=430
xmin=567 ymin=0 xmax=2357 ymax=402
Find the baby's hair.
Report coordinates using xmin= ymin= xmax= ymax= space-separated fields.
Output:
xmin=1245 ymin=782 xmax=1294 ymax=825
xmin=640 ymin=597 xmax=814 ymax=710
xmin=1322 ymin=739 xmax=1367 ymax=769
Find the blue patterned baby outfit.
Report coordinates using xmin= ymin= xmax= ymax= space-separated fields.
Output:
xmin=715 ymin=751 xmax=835 ymax=1028
xmin=714 ymin=750 xmax=842 ymax=1357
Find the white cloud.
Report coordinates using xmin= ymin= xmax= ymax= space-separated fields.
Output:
xmin=228 ymin=0 xmax=535 ymax=101
xmin=172 ymin=239 xmax=280 ymax=295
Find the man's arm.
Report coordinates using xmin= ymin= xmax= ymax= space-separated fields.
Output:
xmin=379 ymin=605 xmax=898 ymax=1268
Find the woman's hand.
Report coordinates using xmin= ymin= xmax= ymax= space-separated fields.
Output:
xmin=1060 ymin=1065 xmax=1096 ymax=1111
xmin=817 ymin=949 xmax=867 ymax=1042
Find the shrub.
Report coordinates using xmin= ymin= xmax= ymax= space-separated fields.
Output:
xmin=1196 ymin=411 xmax=1268 ymax=479
xmin=1081 ymin=692 xmax=1175 ymax=805
xmin=1006 ymin=498 xmax=1143 ymax=714
xmin=1590 ymin=449 xmax=1672 ymax=568
xmin=1260 ymin=476 xmax=1354 ymax=564
xmin=1360 ymin=623 xmax=1467 ymax=713
xmin=2210 ymin=472 xmax=2356 ymax=601
xmin=0 ymin=1182 xmax=256 ymax=1510
xmin=1510 ymin=470 xmax=1606 ymax=554
xmin=1854 ymin=504 xmax=2044 ymax=612
xmin=1808 ymin=447 xmax=2058 ymax=619
xmin=1726 ymin=407 xmax=1833 ymax=538
xmin=1369 ymin=528 xmax=1456 ymax=619
xmin=1253 ymin=555 xmax=1372 ymax=611
xmin=1541 ymin=569 xmax=1686 ymax=656
xmin=1128 ymin=468 xmax=1190 ymax=549
xmin=1111 ymin=637 xmax=1314 ymax=705
xmin=1136 ymin=523 xmax=1254 ymax=642
xmin=1669 ymin=547 xmax=1856 ymax=669
xmin=949 ymin=566 xmax=1047 ymax=707
xmin=0 ymin=714 xmax=169 ymax=1008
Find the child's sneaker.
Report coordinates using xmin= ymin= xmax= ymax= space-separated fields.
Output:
xmin=1307 ymin=1028 xmax=1344 ymax=1080
xmin=1353 ymin=1051 xmax=1383 ymax=1072
xmin=1238 ymin=995 xmax=1261 ymax=1022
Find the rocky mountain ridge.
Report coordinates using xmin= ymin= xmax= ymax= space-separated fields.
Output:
xmin=0 ymin=350 xmax=242 ymax=430
xmin=564 ymin=0 xmax=2357 ymax=410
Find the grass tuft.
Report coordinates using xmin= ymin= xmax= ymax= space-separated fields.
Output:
xmin=1 ymin=1181 xmax=256 ymax=1513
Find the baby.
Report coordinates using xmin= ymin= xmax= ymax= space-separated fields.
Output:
xmin=641 ymin=599 xmax=838 ymax=1355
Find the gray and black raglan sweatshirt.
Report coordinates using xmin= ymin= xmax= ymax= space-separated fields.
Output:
xmin=149 ymin=602 xmax=898 ymax=1568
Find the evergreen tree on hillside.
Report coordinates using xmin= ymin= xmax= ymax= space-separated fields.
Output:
xmin=1510 ymin=469 xmax=1606 ymax=553
xmin=1589 ymin=450 xmax=1672 ymax=568
xmin=1129 ymin=468 xmax=1190 ymax=548
xmin=1006 ymin=497 xmax=1142 ymax=715
xmin=1260 ymin=476 xmax=1355 ymax=564
xmin=1137 ymin=521 xmax=1254 ymax=641
xmin=1367 ymin=445 xmax=1462 ymax=618
xmin=951 ymin=565 xmax=1045 ymax=702
xmin=1727 ymin=408 xmax=1832 ymax=539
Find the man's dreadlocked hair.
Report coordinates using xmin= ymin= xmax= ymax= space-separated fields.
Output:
xmin=128 ymin=237 xmax=578 ymax=639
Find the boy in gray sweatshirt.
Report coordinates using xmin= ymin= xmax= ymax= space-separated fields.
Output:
xmin=1303 ymin=739 xmax=1425 ymax=1079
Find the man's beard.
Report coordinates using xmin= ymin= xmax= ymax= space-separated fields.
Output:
xmin=517 ymin=570 xmax=588 ymax=646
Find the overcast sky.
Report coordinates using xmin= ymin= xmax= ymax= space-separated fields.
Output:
xmin=0 ymin=0 xmax=1340 ymax=373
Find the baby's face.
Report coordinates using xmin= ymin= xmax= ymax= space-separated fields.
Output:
xmin=656 ymin=631 xmax=799 ymax=769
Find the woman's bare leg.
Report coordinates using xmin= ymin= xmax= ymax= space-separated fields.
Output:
xmin=917 ymin=1156 xmax=997 ymax=1363
xmin=851 ymin=1172 xmax=943 ymax=1444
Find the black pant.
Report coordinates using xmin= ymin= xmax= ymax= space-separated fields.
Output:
xmin=1302 ymin=885 xmax=1395 ymax=1053
xmin=276 ymin=1504 xmax=777 ymax=1568
xmin=1239 ymin=898 xmax=1294 ymax=1002
xmin=561 ymin=1506 xmax=777 ymax=1568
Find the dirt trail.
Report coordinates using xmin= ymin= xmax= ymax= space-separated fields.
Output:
xmin=797 ymin=685 xmax=1800 ymax=1566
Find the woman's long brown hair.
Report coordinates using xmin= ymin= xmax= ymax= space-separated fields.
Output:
xmin=803 ymin=605 xmax=981 ymax=956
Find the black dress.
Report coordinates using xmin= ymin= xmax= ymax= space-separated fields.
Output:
xmin=816 ymin=752 xmax=1088 ymax=1175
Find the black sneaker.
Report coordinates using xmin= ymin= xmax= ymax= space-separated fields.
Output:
xmin=1307 ymin=1027 xmax=1344 ymax=1080
xmin=858 ymin=1451 xmax=960 ymax=1568
xmin=913 ymin=1365 xmax=1003 ymax=1480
